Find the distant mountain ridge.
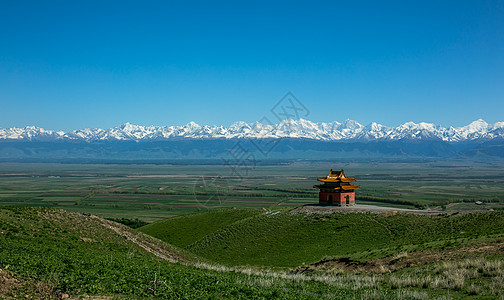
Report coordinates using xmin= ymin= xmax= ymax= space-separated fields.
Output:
xmin=1 ymin=119 xmax=504 ymax=143
xmin=2 ymin=119 xmax=503 ymax=161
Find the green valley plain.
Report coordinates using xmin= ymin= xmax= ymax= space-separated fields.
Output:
xmin=1 ymin=160 xmax=504 ymax=299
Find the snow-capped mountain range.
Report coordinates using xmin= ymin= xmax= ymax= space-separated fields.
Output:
xmin=1 ymin=119 xmax=503 ymax=143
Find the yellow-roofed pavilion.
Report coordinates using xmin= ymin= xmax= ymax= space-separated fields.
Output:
xmin=313 ymin=169 xmax=360 ymax=206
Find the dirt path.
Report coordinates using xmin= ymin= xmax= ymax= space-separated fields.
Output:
xmin=90 ymin=215 xmax=190 ymax=264
xmin=291 ymin=204 xmax=444 ymax=215
xmin=364 ymin=214 xmax=394 ymax=237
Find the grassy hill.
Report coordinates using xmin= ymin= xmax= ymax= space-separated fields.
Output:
xmin=139 ymin=208 xmax=261 ymax=248
xmin=141 ymin=208 xmax=504 ymax=268
xmin=0 ymin=206 xmax=357 ymax=299
xmin=2 ymin=206 xmax=504 ymax=298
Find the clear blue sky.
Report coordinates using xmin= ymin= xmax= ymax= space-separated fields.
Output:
xmin=1 ymin=0 xmax=503 ymax=130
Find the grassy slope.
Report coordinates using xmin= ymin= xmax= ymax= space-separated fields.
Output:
xmin=143 ymin=208 xmax=504 ymax=268
xmin=139 ymin=209 xmax=261 ymax=247
xmin=0 ymin=206 xmax=387 ymax=299
xmin=2 ymin=206 xmax=504 ymax=298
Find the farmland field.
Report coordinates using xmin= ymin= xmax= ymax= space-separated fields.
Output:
xmin=0 ymin=160 xmax=503 ymax=222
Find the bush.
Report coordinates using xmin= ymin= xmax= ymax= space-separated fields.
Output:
xmin=106 ymin=217 xmax=149 ymax=229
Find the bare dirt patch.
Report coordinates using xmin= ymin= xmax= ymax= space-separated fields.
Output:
xmin=0 ymin=269 xmax=19 ymax=297
xmin=294 ymin=239 xmax=504 ymax=274
xmin=0 ymin=269 xmax=58 ymax=299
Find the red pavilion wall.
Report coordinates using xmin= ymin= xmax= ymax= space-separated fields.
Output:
xmin=319 ymin=191 xmax=355 ymax=206
xmin=337 ymin=192 xmax=355 ymax=203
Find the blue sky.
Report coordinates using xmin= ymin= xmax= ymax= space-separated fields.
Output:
xmin=1 ymin=1 xmax=503 ymax=130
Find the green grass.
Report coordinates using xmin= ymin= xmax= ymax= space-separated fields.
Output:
xmin=1 ymin=160 xmax=504 ymax=298
xmin=142 ymin=208 xmax=504 ymax=268
xmin=139 ymin=209 xmax=261 ymax=247
xmin=2 ymin=206 xmax=504 ymax=298
xmin=0 ymin=206 xmax=366 ymax=298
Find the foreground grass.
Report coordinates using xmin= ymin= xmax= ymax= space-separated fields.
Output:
xmin=1 ymin=207 xmax=504 ymax=298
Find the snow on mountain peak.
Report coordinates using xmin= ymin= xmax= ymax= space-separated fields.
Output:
xmin=464 ymin=119 xmax=489 ymax=131
xmin=493 ymin=122 xmax=504 ymax=129
xmin=1 ymin=119 xmax=502 ymax=142
xmin=342 ymin=119 xmax=363 ymax=130
xmin=417 ymin=122 xmax=436 ymax=131
xmin=186 ymin=121 xmax=200 ymax=129
xmin=366 ymin=122 xmax=385 ymax=131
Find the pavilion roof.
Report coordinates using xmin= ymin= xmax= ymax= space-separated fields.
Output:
xmin=317 ymin=169 xmax=356 ymax=183
xmin=313 ymin=184 xmax=361 ymax=190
